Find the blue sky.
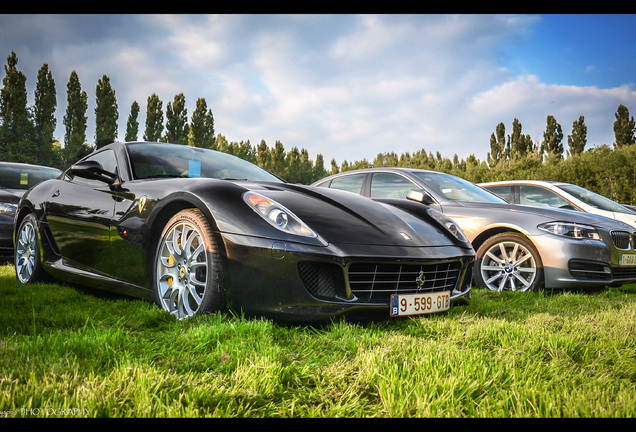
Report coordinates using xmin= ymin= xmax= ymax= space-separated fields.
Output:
xmin=1 ymin=14 xmax=635 ymax=166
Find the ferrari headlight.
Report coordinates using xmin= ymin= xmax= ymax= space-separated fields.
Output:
xmin=538 ymin=222 xmax=602 ymax=241
xmin=427 ymin=207 xmax=468 ymax=243
xmin=243 ymin=192 xmax=318 ymax=238
xmin=0 ymin=202 xmax=17 ymax=217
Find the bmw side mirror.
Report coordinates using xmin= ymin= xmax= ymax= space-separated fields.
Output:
xmin=70 ymin=160 xmax=118 ymax=185
xmin=406 ymin=189 xmax=435 ymax=205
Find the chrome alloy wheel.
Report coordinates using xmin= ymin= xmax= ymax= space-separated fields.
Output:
xmin=156 ymin=219 xmax=209 ymax=319
xmin=15 ymin=217 xmax=38 ymax=283
xmin=479 ymin=240 xmax=538 ymax=292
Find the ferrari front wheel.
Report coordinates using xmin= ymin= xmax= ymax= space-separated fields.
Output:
xmin=154 ymin=209 xmax=225 ymax=319
xmin=15 ymin=213 xmax=44 ymax=284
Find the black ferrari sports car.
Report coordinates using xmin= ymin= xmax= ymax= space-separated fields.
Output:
xmin=14 ymin=142 xmax=474 ymax=322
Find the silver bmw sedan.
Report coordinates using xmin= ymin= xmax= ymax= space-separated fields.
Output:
xmin=313 ymin=167 xmax=636 ymax=292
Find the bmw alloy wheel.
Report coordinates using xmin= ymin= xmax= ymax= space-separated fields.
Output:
xmin=476 ymin=233 xmax=542 ymax=292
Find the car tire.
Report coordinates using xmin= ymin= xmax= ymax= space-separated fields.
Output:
xmin=474 ymin=232 xmax=543 ymax=292
xmin=15 ymin=213 xmax=45 ymax=284
xmin=153 ymin=209 xmax=226 ymax=319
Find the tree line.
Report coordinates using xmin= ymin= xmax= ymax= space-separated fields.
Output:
xmin=2 ymin=51 xmax=636 ymax=203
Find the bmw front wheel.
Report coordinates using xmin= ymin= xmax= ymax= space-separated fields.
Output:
xmin=154 ymin=209 xmax=225 ymax=319
xmin=475 ymin=233 xmax=543 ymax=292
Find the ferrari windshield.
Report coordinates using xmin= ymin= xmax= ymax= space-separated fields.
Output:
xmin=411 ymin=171 xmax=505 ymax=203
xmin=126 ymin=142 xmax=282 ymax=183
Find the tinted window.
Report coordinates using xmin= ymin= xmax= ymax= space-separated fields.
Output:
xmin=483 ymin=185 xmax=512 ymax=202
xmin=519 ymin=185 xmax=570 ymax=208
xmin=327 ymin=173 xmax=366 ymax=194
xmin=0 ymin=163 xmax=60 ymax=190
xmin=71 ymin=149 xmax=118 ymax=187
xmin=126 ymin=142 xmax=281 ymax=183
xmin=370 ymin=173 xmax=416 ymax=199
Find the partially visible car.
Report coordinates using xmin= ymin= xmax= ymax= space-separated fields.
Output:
xmin=480 ymin=180 xmax=636 ymax=229
xmin=313 ymin=168 xmax=636 ymax=292
xmin=0 ymin=162 xmax=61 ymax=256
xmin=13 ymin=142 xmax=474 ymax=323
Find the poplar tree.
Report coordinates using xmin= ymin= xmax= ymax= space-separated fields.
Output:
xmin=94 ymin=74 xmax=118 ymax=148
xmin=33 ymin=63 xmax=57 ymax=166
xmin=143 ymin=93 xmax=163 ymax=142
xmin=567 ymin=115 xmax=587 ymax=156
xmin=541 ymin=115 xmax=564 ymax=160
xmin=487 ymin=122 xmax=506 ymax=167
xmin=125 ymin=101 xmax=140 ymax=142
xmin=189 ymin=97 xmax=215 ymax=148
xmin=164 ymin=93 xmax=188 ymax=144
xmin=63 ymin=71 xmax=90 ymax=166
xmin=0 ymin=51 xmax=34 ymax=162
xmin=613 ymin=104 xmax=635 ymax=147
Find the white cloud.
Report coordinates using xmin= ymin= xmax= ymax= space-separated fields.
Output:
xmin=1 ymin=14 xmax=635 ymax=165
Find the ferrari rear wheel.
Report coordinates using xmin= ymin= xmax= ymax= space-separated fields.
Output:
xmin=15 ymin=213 xmax=44 ymax=284
xmin=474 ymin=232 xmax=543 ymax=292
xmin=154 ymin=209 xmax=225 ymax=319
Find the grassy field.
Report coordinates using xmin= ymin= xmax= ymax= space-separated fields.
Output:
xmin=0 ymin=262 xmax=634 ymax=418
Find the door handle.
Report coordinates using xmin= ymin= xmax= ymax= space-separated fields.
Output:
xmin=52 ymin=190 xmax=60 ymax=197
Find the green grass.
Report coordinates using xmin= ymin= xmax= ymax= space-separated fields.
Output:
xmin=0 ymin=263 xmax=634 ymax=418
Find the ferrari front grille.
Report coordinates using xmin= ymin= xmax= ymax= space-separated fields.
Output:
xmin=348 ymin=261 xmax=461 ymax=303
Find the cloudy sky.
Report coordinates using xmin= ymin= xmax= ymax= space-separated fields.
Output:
xmin=1 ymin=14 xmax=636 ymax=165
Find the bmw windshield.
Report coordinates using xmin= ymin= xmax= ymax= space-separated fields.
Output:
xmin=411 ymin=171 xmax=505 ymax=203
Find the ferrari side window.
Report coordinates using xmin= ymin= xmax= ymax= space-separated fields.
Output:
xmin=328 ymin=173 xmax=366 ymax=194
xmin=71 ymin=150 xmax=117 ymax=187
xmin=370 ymin=173 xmax=416 ymax=199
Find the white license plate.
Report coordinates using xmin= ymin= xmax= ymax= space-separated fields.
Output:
xmin=390 ymin=291 xmax=450 ymax=317
xmin=620 ymin=254 xmax=636 ymax=266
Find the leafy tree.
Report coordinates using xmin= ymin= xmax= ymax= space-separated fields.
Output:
xmin=0 ymin=51 xmax=35 ymax=162
xmin=63 ymin=70 xmax=91 ymax=166
xmin=255 ymin=139 xmax=271 ymax=171
xmin=567 ymin=115 xmax=587 ymax=156
xmin=270 ymin=141 xmax=286 ymax=179
xmin=33 ymin=63 xmax=57 ymax=166
xmin=125 ymin=101 xmax=140 ymax=142
xmin=189 ymin=97 xmax=215 ymax=148
xmin=164 ymin=93 xmax=188 ymax=144
xmin=143 ymin=93 xmax=163 ymax=142
xmin=541 ymin=115 xmax=564 ymax=160
xmin=613 ymin=104 xmax=635 ymax=147
xmin=94 ymin=74 xmax=118 ymax=148
xmin=313 ymin=153 xmax=328 ymax=180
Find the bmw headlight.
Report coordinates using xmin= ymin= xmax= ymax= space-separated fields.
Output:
xmin=538 ymin=222 xmax=602 ymax=241
xmin=243 ymin=191 xmax=318 ymax=238
xmin=427 ymin=207 xmax=468 ymax=243
xmin=0 ymin=202 xmax=17 ymax=217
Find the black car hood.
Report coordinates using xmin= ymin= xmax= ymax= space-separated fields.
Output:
xmin=244 ymin=182 xmax=462 ymax=247
xmin=0 ymin=188 xmax=22 ymax=203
